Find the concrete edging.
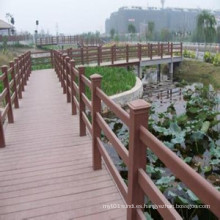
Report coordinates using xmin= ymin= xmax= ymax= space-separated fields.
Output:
xmin=102 ymin=77 xmax=143 ymax=111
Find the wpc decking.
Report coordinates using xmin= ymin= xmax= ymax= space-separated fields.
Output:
xmin=0 ymin=69 xmax=126 ymax=220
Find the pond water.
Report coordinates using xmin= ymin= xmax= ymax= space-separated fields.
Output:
xmin=102 ymin=77 xmax=220 ymax=219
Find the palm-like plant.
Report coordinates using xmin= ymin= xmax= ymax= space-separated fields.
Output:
xmin=128 ymin=24 xmax=136 ymax=41
xmin=197 ymin=10 xmax=216 ymax=43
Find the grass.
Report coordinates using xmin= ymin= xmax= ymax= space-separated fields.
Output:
xmin=85 ymin=66 xmax=136 ymax=95
xmin=174 ymin=60 xmax=220 ymax=90
xmin=84 ymin=66 xmax=136 ymax=99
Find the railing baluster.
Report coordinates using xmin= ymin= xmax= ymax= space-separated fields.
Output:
xmin=65 ymin=57 xmax=71 ymax=103
xmin=171 ymin=43 xmax=173 ymax=57
xmin=0 ymin=111 xmax=5 ymax=148
xmin=127 ymin=99 xmax=151 ymax=220
xmin=91 ymin=74 xmax=102 ymax=170
xmin=79 ymin=67 xmax=86 ymax=136
xmin=126 ymin=44 xmax=129 ymax=63
xmin=70 ymin=60 xmax=76 ymax=115
xmin=9 ymin=61 xmax=19 ymax=109
xmin=1 ymin=66 xmax=14 ymax=123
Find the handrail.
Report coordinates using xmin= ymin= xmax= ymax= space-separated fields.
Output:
xmin=96 ymin=88 xmax=130 ymax=127
xmin=63 ymin=42 xmax=182 ymax=66
xmin=139 ymin=125 xmax=220 ymax=217
xmin=52 ymin=47 xmax=219 ymax=220
xmin=0 ymin=51 xmax=31 ymax=148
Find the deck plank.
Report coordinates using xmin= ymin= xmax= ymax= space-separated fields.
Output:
xmin=0 ymin=69 xmax=126 ymax=220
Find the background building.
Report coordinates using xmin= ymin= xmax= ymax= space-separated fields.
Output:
xmin=105 ymin=7 xmax=220 ymax=35
xmin=0 ymin=19 xmax=14 ymax=36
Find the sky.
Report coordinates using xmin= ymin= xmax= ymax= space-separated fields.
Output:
xmin=0 ymin=0 xmax=220 ymax=35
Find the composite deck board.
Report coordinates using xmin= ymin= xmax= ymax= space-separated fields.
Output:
xmin=0 ymin=69 xmax=126 ymax=220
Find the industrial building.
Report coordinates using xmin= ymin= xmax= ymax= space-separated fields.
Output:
xmin=105 ymin=6 xmax=220 ymax=35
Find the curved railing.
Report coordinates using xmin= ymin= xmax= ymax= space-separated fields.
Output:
xmin=53 ymin=49 xmax=220 ymax=220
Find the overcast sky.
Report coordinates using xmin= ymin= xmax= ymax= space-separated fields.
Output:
xmin=0 ymin=0 xmax=219 ymax=35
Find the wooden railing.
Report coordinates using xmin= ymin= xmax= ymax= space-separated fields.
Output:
xmin=31 ymin=51 xmax=52 ymax=70
xmin=0 ymin=52 xmax=31 ymax=148
xmin=36 ymin=35 xmax=104 ymax=46
xmin=53 ymin=50 xmax=220 ymax=220
xmin=64 ymin=42 xmax=182 ymax=66
xmin=0 ymin=35 xmax=32 ymax=42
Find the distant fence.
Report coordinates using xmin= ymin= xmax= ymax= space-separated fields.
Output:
xmin=183 ymin=42 xmax=220 ymax=53
xmin=52 ymin=49 xmax=220 ymax=220
xmin=0 ymin=35 xmax=32 ymax=42
xmin=36 ymin=35 xmax=104 ymax=46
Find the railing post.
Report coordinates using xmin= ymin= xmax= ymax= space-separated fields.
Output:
xmin=16 ymin=58 xmax=22 ymax=99
xmin=111 ymin=45 xmax=114 ymax=64
xmin=79 ymin=67 xmax=86 ymax=136
xmin=126 ymin=44 xmax=129 ymax=63
xmin=90 ymin=74 xmax=102 ymax=170
xmin=157 ymin=42 xmax=160 ymax=56
xmin=0 ymin=111 xmax=5 ymax=148
xmin=1 ymin=66 xmax=14 ymax=123
xmin=70 ymin=60 xmax=76 ymax=115
xmin=161 ymin=43 xmax=163 ymax=58
xmin=138 ymin=43 xmax=142 ymax=61
xmin=97 ymin=46 xmax=101 ymax=66
xmin=62 ymin=55 xmax=67 ymax=94
xmin=180 ymin=42 xmax=183 ymax=57
xmin=81 ymin=47 xmax=84 ymax=65
xmin=168 ymin=42 xmax=170 ymax=54
xmin=65 ymin=57 xmax=71 ymax=103
xmin=50 ymin=50 xmax=54 ymax=68
xmin=171 ymin=43 xmax=173 ymax=57
xmin=150 ymin=44 xmax=153 ymax=60
xmin=127 ymin=99 xmax=151 ymax=220
xmin=9 ymin=61 xmax=19 ymax=109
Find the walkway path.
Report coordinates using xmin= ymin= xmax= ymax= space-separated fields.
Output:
xmin=0 ymin=69 xmax=126 ymax=220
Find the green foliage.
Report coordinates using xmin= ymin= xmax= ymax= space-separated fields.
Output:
xmin=204 ymin=52 xmax=214 ymax=63
xmin=196 ymin=10 xmax=217 ymax=43
xmin=203 ymin=52 xmax=220 ymax=66
xmin=213 ymin=53 xmax=220 ymax=66
xmin=175 ymin=60 xmax=220 ymax=90
xmin=183 ymin=49 xmax=195 ymax=59
xmin=110 ymin=28 xmax=115 ymax=39
xmin=85 ymin=66 xmax=136 ymax=98
xmin=105 ymin=85 xmax=219 ymax=218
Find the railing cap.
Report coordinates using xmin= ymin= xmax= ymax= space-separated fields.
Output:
xmin=128 ymin=99 xmax=151 ymax=112
xmin=1 ymin=65 xmax=8 ymax=70
xmin=90 ymin=74 xmax=102 ymax=81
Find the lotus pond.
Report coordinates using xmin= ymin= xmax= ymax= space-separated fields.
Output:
xmin=102 ymin=85 xmax=220 ymax=220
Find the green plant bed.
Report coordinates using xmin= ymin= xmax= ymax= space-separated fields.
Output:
xmin=32 ymin=63 xmax=52 ymax=70
xmin=84 ymin=66 xmax=136 ymax=99
xmin=104 ymin=85 xmax=220 ymax=219
xmin=174 ymin=60 xmax=220 ymax=90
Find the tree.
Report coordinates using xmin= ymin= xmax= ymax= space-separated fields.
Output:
xmin=196 ymin=10 xmax=216 ymax=43
xmin=148 ymin=22 xmax=155 ymax=36
xmin=160 ymin=28 xmax=172 ymax=41
xmin=6 ymin=13 xmax=15 ymax=25
xmin=145 ymin=21 xmax=155 ymax=41
xmin=128 ymin=23 xmax=136 ymax=34
xmin=216 ymin=26 xmax=220 ymax=43
xmin=110 ymin=28 xmax=115 ymax=39
xmin=128 ymin=23 xmax=136 ymax=41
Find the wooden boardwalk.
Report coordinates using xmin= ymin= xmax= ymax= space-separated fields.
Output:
xmin=0 ymin=69 xmax=126 ymax=220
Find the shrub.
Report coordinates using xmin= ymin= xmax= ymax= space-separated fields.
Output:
xmin=183 ymin=49 xmax=195 ymax=59
xmin=213 ymin=53 xmax=220 ymax=66
xmin=204 ymin=52 xmax=214 ymax=63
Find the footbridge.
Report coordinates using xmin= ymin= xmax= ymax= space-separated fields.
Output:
xmin=0 ymin=47 xmax=219 ymax=220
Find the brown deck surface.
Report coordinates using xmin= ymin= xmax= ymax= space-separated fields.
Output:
xmin=0 ymin=69 xmax=126 ymax=220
